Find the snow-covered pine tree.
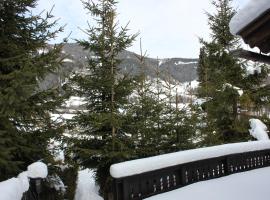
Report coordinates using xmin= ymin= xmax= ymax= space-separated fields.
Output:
xmin=167 ymin=83 xmax=201 ymax=151
xmin=0 ymin=0 xmax=65 ymax=180
xmin=124 ymin=43 xmax=169 ymax=158
xmin=197 ymin=0 xmax=244 ymax=142
xmin=70 ymin=0 xmax=137 ymax=198
xmin=197 ymin=0 xmax=269 ymax=143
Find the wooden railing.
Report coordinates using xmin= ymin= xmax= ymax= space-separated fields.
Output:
xmin=112 ymin=148 xmax=270 ymax=200
xmin=22 ymin=178 xmax=56 ymax=200
xmin=22 ymin=179 xmax=43 ymax=200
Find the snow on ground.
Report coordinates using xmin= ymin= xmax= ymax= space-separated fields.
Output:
xmin=249 ymin=119 xmax=269 ymax=141
xmin=145 ymin=167 xmax=270 ymax=200
xmin=51 ymin=113 xmax=76 ymax=123
xmin=74 ymin=169 xmax=103 ymax=200
xmin=158 ymin=59 xmax=166 ymax=66
xmin=0 ymin=162 xmax=47 ymax=200
xmin=230 ymin=0 xmax=270 ymax=35
xmin=110 ymin=141 xmax=270 ymax=178
xmin=0 ymin=175 xmax=29 ymax=200
xmin=175 ymin=61 xmax=198 ymax=65
xmin=151 ymin=79 xmax=198 ymax=98
xmin=64 ymin=96 xmax=87 ymax=108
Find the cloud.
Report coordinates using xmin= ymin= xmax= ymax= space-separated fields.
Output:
xmin=116 ymin=0 xmax=212 ymax=58
xmin=35 ymin=0 xmax=249 ymax=58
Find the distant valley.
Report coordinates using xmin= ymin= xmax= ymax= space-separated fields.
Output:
xmin=40 ymin=43 xmax=199 ymax=91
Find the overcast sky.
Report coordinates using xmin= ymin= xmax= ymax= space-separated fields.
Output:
xmin=35 ymin=0 xmax=250 ymax=58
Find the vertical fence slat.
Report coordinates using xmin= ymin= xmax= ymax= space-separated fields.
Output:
xmin=112 ymin=149 xmax=270 ymax=200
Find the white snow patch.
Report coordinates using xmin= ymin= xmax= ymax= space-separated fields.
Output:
xmin=194 ymin=98 xmax=209 ymax=106
xmin=63 ymin=58 xmax=74 ymax=63
xmin=51 ymin=113 xmax=76 ymax=121
xmin=27 ymin=162 xmax=48 ymax=179
xmin=175 ymin=61 xmax=198 ymax=65
xmin=0 ymin=162 xmax=48 ymax=200
xmin=223 ymin=83 xmax=243 ymax=96
xmin=145 ymin=167 xmax=270 ymax=200
xmin=48 ymin=175 xmax=66 ymax=193
xmin=37 ymin=48 xmax=49 ymax=54
xmin=184 ymin=80 xmax=199 ymax=89
xmin=246 ymin=64 xmax=262 ymax=75
xmin=230 ymin=0 xmax=270 ymax=35
xmin=75 ymin=169 xmax=103 ymax=200
xmin=0 ymin=177 xmax=28 ymax=200
xmin=110 ymin=141 xmax=270 ymax=178
xmin=158 ymin=59 xmax=166 ymax=66
xmin=249 ymin=119 xmax=269 ymax=141
xmin=48 ymin=139 xmax=65 ymax=162
xmin=65 ymin=96 xmax=87 ymax=108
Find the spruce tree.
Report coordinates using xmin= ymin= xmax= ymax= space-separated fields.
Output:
xmin=166 ymin=105 xmax=199 ymax=151
xmin=197 ymin=0 xmax=243 ymax=141
xmin=197 ymin=0 xmax=270 ymax=143
xmin=0 ymin=0 xmax=65 ymax=180
xmin=125 ymin=45 xmax=168 ymax=158
xmin=70 ymin=0 xmax=137 ymax=198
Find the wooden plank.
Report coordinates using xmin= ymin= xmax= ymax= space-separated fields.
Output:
xmin=244 ymin=21 xmax=270 ymax=49
xmin=257 ymin=38 xmax=270 ymax=53
xmin=239 ymin=9 xmax=270 ymax=38
xmin=238 ymin=10 xmax=270 ymax=54
xmin=112 ymin=149 xmax=270 ymax=200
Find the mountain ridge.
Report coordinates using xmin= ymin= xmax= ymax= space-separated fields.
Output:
xmin=61 ymin=43 xmax=198 ymax=82
xmin=40 ymin=43 xmax=199 ymax=91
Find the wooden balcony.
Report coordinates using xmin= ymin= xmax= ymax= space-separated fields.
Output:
xmin=111 ymin=143 xmax=270 ymax=200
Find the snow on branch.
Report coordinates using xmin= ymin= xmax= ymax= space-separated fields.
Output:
xmin=223 ymin=83 xmax=243 ymax=96
xmin=249 ymin=119 xmax=269 ymax=141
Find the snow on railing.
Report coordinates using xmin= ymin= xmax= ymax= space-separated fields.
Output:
xmin=110 ymin=141 xmax=270 ymax=178
xmin=110 ymin=141 xmax=270 ymax=200
xmin=0 ymin=162 xmax=47 ymax=200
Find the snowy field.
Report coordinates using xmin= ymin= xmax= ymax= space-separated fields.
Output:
xmin=145 ymin=167 xmax=270 ymax=200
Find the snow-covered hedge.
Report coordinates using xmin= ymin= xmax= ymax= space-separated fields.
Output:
xmin=110 ymin=141 xmax=270 ymax=178
xmin=0 ymin=162 xmax=48 ymax=200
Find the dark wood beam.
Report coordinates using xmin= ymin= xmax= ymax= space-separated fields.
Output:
xmin=244 ymin=20 xmax=270 ymax=49
xmin=258 ymin=38 xmax=270 ymax=53
xmin=239 ymin=9 xmax=270 ymax=38
xmin=231 ymin=49 xmax=270 ymax=64
xmin=238 ymin=10 xmax=270 ymax=54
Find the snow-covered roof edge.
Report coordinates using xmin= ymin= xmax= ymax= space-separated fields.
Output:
xmin=110 ymin=141 xmax=270 ymax=178
xmin=230 ymin=0 xmax=270 ymax=35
